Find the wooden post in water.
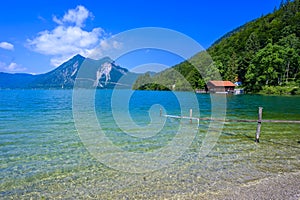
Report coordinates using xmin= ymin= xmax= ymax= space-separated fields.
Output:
xmin=160 ymin=108 xmax=162 ymax=117
xmin=255 ymin=107 xmax=263 ymax=143
xmin=189 ymin=109 xmax=193 ymax=124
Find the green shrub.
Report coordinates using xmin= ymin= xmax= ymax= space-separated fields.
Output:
xmin=260 ymin=86 xmax=300 ymax=95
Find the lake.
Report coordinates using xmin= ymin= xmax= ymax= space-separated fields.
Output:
xmin=0 ymin=89 xmax=299 ymax=199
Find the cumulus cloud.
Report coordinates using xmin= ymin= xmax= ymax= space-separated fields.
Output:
xmin=0 ymin=42 xmax=14 ymax=50
xmin=0 ymin=62 xmax=26 ymax=72
xmin=29 ymin=26 xmax=103 ymax=56
xmin=27 ymin=5 xmax=119 ymax=67
xmin=52 ymin=5 xmax=91 ymax=28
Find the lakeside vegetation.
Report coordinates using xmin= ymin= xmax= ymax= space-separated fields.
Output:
xmin=133 ymin=0 xmax=300 ymax=95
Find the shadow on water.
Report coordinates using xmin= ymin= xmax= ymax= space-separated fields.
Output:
xmin=263 ymin=139 xmax=300 ymax=149
xmin=241 ymin=133 xmax=256 ymax=142
xmin=221 ymin=132 xmax=235 ymax=136
xmin=221 ymin=131 xmax=255 ymax=142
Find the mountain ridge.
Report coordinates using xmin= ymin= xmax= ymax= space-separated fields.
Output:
xmin=0 ymin=54 xmax=139 ymax=89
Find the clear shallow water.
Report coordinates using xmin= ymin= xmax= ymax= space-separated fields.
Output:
xmin=0 ymin=90 xmax=299 ymax=199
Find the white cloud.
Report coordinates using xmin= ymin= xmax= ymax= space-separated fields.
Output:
xmin=28 ymin=26 xmax=103 ymax=56
xmin=0 ymin=62 xmax=26 ymax=72
xmin=27 ymin=5 xmax=119 ymax=67
xmin=0 ymin=42 xmax=14 ymax=50
xmin=53 ymin=5 xmax=91 ymax=27
xmin=98 ymin=40 xmax=122 ymax=51
xmin=113 ymin=40 xmax=122 ymax=49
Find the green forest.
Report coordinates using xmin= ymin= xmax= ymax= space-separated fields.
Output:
xmin=133 ymin=0 xmax=300 ymax=95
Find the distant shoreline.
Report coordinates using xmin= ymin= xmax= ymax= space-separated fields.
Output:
xmin=1 ymin=87 xmax=300 ymax=96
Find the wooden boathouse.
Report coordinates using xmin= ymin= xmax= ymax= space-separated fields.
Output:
xmin=207 ymin=81 xmax=236 ymax=94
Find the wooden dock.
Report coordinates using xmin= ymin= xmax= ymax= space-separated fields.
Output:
xmin=160 ymin=107 xmax=300 ymax=143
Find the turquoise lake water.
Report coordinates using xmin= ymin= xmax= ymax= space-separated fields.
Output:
xmin=0 ymin=89 xmax=299 ymax=199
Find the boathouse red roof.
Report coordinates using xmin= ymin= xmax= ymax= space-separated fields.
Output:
xmin=207 ymin=81 xmax=236 ymax=87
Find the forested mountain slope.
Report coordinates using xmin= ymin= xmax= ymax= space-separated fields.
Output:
xmin=133 ymin=0 xmax=300 ymax=94
xmin=208 ymin=0 xmax=300 ymax=93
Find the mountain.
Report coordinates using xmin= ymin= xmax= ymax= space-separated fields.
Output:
xmin=27 ymin=54 xmax=85 ymax=89
xmin=0 ymin=54 xmax=139 ymax=89
xmin=72 ymin=56 xmax=138 ymax=89
xmin=133 ymin=0 xmax=300 ymax=94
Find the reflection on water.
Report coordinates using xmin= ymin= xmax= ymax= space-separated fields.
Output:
xmin=0 ymin=90 xmax=299 ymax=198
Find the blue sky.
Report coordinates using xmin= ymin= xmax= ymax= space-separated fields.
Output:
xmin=0 ymin=0 xmax=281 ymax=74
